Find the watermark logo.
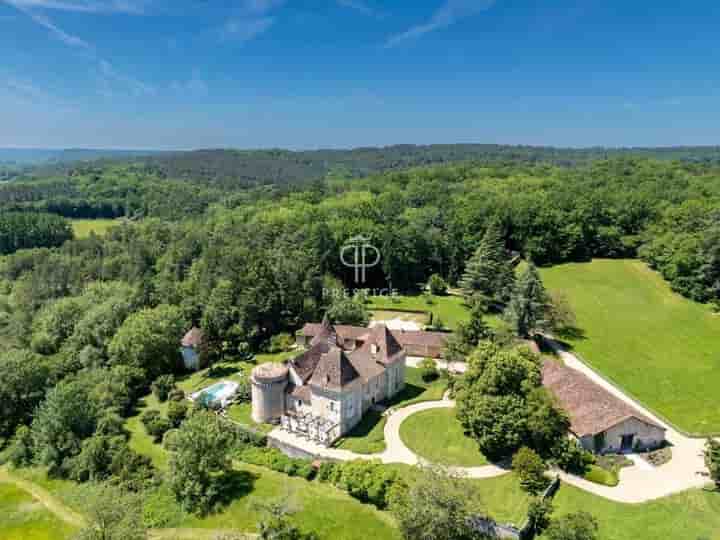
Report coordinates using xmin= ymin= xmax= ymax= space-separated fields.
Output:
xmin=340 ymin=235 xmax=380 ymax=284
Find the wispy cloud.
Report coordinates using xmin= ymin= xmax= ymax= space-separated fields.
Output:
xmin=220 ymin=0 xmax=283 ymax=43
xmin=1 ymin=75 xmax=77 ymax=110
xmin=385 ymin=0 xmax=496 ymax=48
xmin=337 ymin=0 xmax=382 ymax=18
xmin=99 ymin=59 xmax=155 ymax=97
xmin=222 ymin=16 xmax=274 ymax=42
xmin=170 ymin=71 xmax=209 ymax=97
xmin=22 ymin=7 xmax=90 ymax=46
xmin=1 ymin=0 xmax=147 ymax=14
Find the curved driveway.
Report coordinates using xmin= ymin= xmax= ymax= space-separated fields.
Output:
xmin=269 ymin=343 xmax=713 ymax=503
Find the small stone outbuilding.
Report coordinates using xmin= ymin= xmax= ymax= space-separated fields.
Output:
xmin=542 ymin=359 xmax=666 ymax=454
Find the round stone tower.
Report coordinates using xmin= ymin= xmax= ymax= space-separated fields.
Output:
xmin=251 ymin=362 xmax=289 ymax=424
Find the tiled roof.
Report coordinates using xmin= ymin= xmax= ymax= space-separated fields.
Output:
xmin=542 ymin=360 xmax=665 ymax=437
xmin=391 ymin=329 xmax=449 ymax=349
xmin=290 ymin=341 xmax=330 ymax=382
xmin=181 ymin=327 xmax=203 ymax=348
xmin=310 ymin=347 xmax=360 ymax=391
xmin=289 ymin=384 xmax=311 ymax=403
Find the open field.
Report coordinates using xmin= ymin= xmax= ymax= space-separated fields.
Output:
xmin=367 ymin=294 xmax=469 ymax=329
xmin=70 ymin=218 xmax=119 ymax=238
xmin=399 ymin=408 xmax=487 ymax=467
xmin=0 ymin=482 xmax=77 ymax=540
xmin=546 ymin=483 xmax=720 ymax=540
xmin=541 ymin=259 xmax=720 ymax=435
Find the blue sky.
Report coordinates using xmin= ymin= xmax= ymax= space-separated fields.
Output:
xmin=1 ymin=0 xmax=719 ymax=149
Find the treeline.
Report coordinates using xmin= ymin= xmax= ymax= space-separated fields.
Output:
xmin=0 ymin=212 xmax=72 ymax=255
xmin=0 ymin=166 xmax=228 ymax=220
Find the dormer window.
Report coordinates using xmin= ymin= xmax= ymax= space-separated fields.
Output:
xmin=371 ymin=343 xmax=378 ymax=355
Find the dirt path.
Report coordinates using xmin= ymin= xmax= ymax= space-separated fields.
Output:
xmin=0 ymin=467 xmax=86 ymax=528
xmin=0 ymin=467 xmax=257 ymax=539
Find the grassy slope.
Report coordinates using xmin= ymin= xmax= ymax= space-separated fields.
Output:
xmin=335 ymin=367 xmax=448 ymax=454
xmin=546 ymin=483 xmax=720 ymax=540
xmin=367 ymin=294 xmax=469 ymax=329
xmin=0 ymin=482 xmax=77 ymax=540
xmin=540 ymin=259 xmax=720 ymax=434
xmin=399 ymin=408 xmax=487 ymax=467
xmin=70 ymin=219 xmax=118 ymax=238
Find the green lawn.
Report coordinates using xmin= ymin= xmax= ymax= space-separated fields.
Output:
xmin=0 ymin=482 xmax=77 ymax=540
xmin=541 ymin=259 xmax=720 ymax=435
xmin=335 ymin=410 xmax=388 ymax=454
xmin=386 ymin=366 xmax=448 ymax=408
xmin=545 ymin=483 xmax=720 ymax=540
xmin=399 ymin=408 xmax=487 ymax=467
xmin=367 ymin=294 xmax=469 ymax=330
xmin=180 ymin=463 xmax=401 ymax=540
xmin=335 ymin=367 xmax=447 ymax=454
xmin=70 ymin=218 xmax=119 ymax=238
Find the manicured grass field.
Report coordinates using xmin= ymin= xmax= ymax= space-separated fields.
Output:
xmin=180 ymin=463 xmax=401 ymax=540
xmin=399 ymin=408 xmax=487 ymax=467
xmin=545 ymin=483 xmax=720 ymax=540
xmin=335 ymin=410 xmax=387 ymax=454
xmin=335 ymin=367 xmax=448 ymax=454
xmin=540 ymin=259 xmax=720 ymax=435
xmin=70 ymin=218 xmax=119 ymax=238
xmin=367 ymin=294 xmax=469 ymax=329
xmin=0 ymin=482 xmax=76 ymax=540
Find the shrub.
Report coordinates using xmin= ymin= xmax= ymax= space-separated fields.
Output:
xmin=235 ymin=376 xmax=251 ymax=403
xmin=316 ymin=461 xmax=337 ymax=482
xmin=163 ymin=429 xmax=181 ymax=452
xmin=427 ymin=274 xmax=448 ymax=296
xmin=151 ymin=375 xmax=176 ymax=402
xmin=141 ymin=410 xmax=172 ymax=442
xmin=268 ymin=333 xmax=295 ymax=353
xmin=324 ymin=460 xmax=399 ymax=509
xmin=419 ymin=358 xmax=439 ymax=382
xmin=527 ymin=498 xmax=553 ymax=536
xmin=237 ymin=446 xmax=315 ymax=480
xmin=4 ymin=425 xmax=34 ymax=467
xmin=167 ymin=388 xmax=186 ymax=402
xmin=512 ymin=447 xmax=548 ymax=495
xmin=545 ymin=512 xmax=599 ymax=540
xmin=552 ymin=437 xmax=594 ymax=475
xmin=167 ymin=401 xmax=188 ymax=428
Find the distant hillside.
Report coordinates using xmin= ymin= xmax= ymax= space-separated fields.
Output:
xmin=11 ymin=143 xmax=720 ymax=190
xmin=125 ymin=144 xmax=720 ymax=188
xmin=0 ymin=148 xmax=165 ymax=166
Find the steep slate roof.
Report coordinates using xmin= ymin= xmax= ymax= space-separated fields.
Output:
xmin=355 ymin=324 xmax=404 ymax=365
xmin=290 ymin=341 xmax=330 ymax=383
xmin=181 ymin=327 xmax=203 ymax=348
xmin=310 ymin=347 xmax=360 ymax=391
xmin=542 ymin=360 xmax=665 ymax=437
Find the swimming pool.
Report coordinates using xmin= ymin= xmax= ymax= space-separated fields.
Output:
xmin=190 ymin=380 xmax=239 ymax=408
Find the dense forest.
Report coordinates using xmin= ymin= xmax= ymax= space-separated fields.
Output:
xmin=2 ymin=154 xmax=720 ymax=536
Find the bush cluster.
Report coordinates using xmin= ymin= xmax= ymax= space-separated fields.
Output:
xmin=316 ymin=459 xmax=401 ymax=509
xmin=237 ymin=446 xmax=315 ymax=480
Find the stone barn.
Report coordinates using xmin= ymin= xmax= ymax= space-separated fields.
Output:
xmin=542 ymin=360 xmax=666 ymax=454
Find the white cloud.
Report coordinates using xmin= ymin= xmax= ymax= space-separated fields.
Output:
xmin=337 ymin=0 xmax=380 ymax=18
xmin=98 ymin=59 xmax=155 ymax=97
xmin=22 ymin=8 xmax=90 ymax=46
xmin=222 ymin=16 xmax=274 ymax=42
xmin=240 ymin=0 xmax=284 ymax=15
xmin=385 ymin=0 xmax=496 ymax=48
xmin=1 ymin=0 xmax=146 ymax=13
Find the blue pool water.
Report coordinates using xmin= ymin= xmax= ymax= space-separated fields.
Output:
xmin=197 ymin=381 xmax=236 ymax=406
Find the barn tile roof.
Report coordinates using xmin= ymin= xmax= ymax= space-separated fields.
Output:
xmin=542 ymin=359 xmax=665 ymax=437
xmin=181 ymin=327 xmax=203 ymax=348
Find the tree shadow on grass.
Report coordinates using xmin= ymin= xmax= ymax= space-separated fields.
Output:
xmin=552 ymin=326 xmax=588 ymax=351
xmin=341 ymin=410 xmax=384 ymax=440
xmin=385 ymin=384 xmax=425 ymax=407
xmin=214 ymin=469 xmax=259 ymax=510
